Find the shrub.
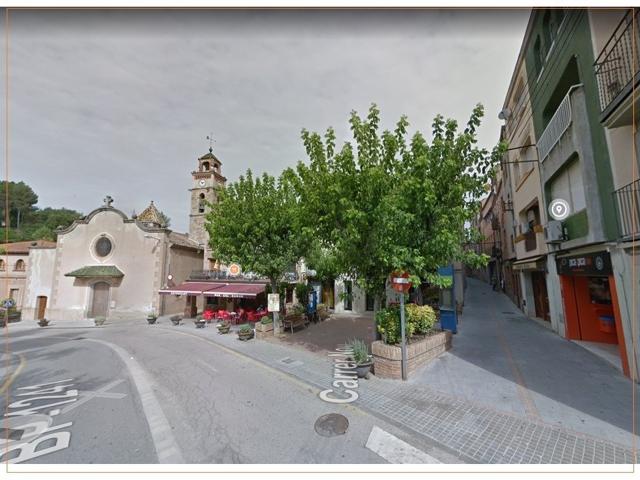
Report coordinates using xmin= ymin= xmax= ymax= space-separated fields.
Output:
xmin=290 ymin=303 xmax=306 ymax=316
xmin=239 ymin=323 xmax=253 ymax=333
xmin=294 ymin=283 xmax=310 ymax=304
xmin=260 ymin=315 xmax=273 ymax=325
xmin=348 ymin=339 xmax=370 ymax=365
xmin=376 ymin=304 xmax=426 ymax=345
xmin=405 ymin=304 xmax=437 ymax=334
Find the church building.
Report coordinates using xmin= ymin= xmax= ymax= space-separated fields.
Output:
xmin=20 ymin=145 xmax=227 ymax=322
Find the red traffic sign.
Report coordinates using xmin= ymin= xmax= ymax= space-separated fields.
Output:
xmin=390 ymin=270 xmax=411 ymax=293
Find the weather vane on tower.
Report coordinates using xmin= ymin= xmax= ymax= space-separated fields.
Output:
xmin=206 ymin=133 xmax=214 ymax=154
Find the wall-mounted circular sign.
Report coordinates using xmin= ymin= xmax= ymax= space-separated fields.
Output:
xmin=228 ymin=263 xmax=241 ymax=276
xmin=549 ymin=199 xmax=571 ymax=221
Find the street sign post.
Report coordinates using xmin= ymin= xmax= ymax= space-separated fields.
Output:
xmin=268 ymin=293 xmax=280 ymax=334
xmin=390 ymin=271 xmax=411 ymax=381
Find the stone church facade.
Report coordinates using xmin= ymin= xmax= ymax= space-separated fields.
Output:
xmin=20 ymin=146 xmax=227 ymax=322
xmin=22 ymin=198 xmax=204 ymax=321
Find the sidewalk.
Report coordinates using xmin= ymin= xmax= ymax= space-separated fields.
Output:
xmin=150 ymin=305 xmax=637 ymax=464
xmin=411 ymin=277 xmax=639 ymax=447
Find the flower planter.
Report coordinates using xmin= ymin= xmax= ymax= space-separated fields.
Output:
xmin=195 ymin=320 xmax=206 ymax=329
xmin=217 ymin=324 xmax=231 ymax=334
xmin=355 ymin=361 xmax=373 ymax=379
xmin=147 ymin=317 xmax=157 ymax=325
xmin=170 ymin=316 xmax=181 ymax=326
xmin=38 ymin=319 xmax=49 ymax=327
xmin=372 ymin=330 xmax=451 ymax=380
xmin=237 ymin=330 xmax=254 ymax=341
xmin=255 ymin=321 xmax=273 ymax=339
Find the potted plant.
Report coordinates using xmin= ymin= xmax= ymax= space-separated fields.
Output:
xmin=348 ymin=338 xmax=373 ymax=379
xmin=237 ymin=323 xmax=254 ymax=341
xmin=194 ymin=315 xmax=206 ymax=328
xmin=94 ymin=316 xmax=106 ymax=327
xmin=317 ymin=303 xmax=330 ymax=321
xmin=217 ymin=320 xmax=231 ymax=334
xmin=147 ymin=311 xmax=158 ymax=325
xmin=255 ymin=315 xmax=273 ymax=333
xmin=38 ymin=318 xmax=49 ymax=327
xmin=170 ymin=315 xmax=182 ymax=326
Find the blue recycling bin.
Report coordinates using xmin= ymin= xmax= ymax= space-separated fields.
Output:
xmin=437 ymin=265 xmax=458 ymax=334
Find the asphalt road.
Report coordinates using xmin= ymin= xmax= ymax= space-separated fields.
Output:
xmin=0 ymin=323 xmax=455 ymax=464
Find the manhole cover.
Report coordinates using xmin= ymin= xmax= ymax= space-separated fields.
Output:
xmin=314 ymin=413 xmax=349 ymax=437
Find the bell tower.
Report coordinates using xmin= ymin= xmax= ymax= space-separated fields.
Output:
xmin=189 ymin=145 xmax=226 ymax=269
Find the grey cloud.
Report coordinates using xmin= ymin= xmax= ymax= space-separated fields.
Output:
xmin=1 ymin=8 xmax=528 ymax=232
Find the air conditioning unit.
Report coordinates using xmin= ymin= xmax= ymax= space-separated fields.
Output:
xmin=545 ymin=220 xmax=564 ymax=243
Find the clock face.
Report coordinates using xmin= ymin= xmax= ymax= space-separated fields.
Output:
xmin=198 ymin=179 xmax=206 ymax=187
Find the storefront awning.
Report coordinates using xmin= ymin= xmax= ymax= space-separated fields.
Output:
xmin=203 ymin=283 xmax=266 ymax=299
xmin=65 ymin=265 xmax=124 ymax=278
xmin=159 ymin=282 xmax=225 ymax=295
xmin=512 ymin=256 xmax=545 ymax=271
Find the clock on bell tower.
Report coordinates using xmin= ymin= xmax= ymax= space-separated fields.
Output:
xmin=189 ymin=146 xmax=227 ymax=267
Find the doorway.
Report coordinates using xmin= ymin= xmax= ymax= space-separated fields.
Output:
xmin=531 ymin=271 xmax=550 ymax=321
xmin=35 ymin=296 xmax=47 ymax=320
xmin=343 ymin=281 xmax=353 ymax=311
xmin=90 ymin=282 xmax=110 ymax=318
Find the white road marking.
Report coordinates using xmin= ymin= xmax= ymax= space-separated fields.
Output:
xmin=365 ymin=426 xmax=442 ymax=464
xmin=85 ymin=338 xmax=185 ymax=464
xmin=60 ymin=379 xmax=126 ymax=414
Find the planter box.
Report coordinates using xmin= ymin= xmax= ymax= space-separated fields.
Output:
xmin=372 ymin=330 xmax=452 ymax=380
xmin=255 ymin=322 xmax=273 ymax=339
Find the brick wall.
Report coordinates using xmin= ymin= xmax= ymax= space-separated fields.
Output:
xmin=372 ymin=331 xmax=452 ymax=379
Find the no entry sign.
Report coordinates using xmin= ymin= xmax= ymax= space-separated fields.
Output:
xmin=390 ymin=271 xmax=411 ymax=293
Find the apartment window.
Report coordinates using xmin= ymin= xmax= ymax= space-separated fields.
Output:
xmin=533 ymin=36 xmax=544 ymax=75
xmin=0 ymin=259 xmax=4 ymax=271
xmin=549 ymin=158 xmax=586 ymax=214
xmin=14 ymin=259 xmax=25 ymax=271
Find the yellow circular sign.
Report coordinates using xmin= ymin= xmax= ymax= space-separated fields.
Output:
xmin=228 ymin=263 xmax=241 ymax=276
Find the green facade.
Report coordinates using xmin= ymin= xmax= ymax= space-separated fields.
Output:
xmin=523 ymin=9 xmax=617 ymax=241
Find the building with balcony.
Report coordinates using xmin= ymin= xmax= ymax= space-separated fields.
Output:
xmin=591 ymin=8 xmax=640 ymax=379
xmin=499 ymin=38 xmax=553 ymax=328
xmin=517 ymin=8 xmax=633 ymax=377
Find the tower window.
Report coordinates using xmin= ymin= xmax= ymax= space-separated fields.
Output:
xmin=198 ymin=193 xmax=206 ymax=213
xmin=14 ymin=259 xmax=25 ymax=271
xmin=202 ymin=161 xmax=210 ymax=172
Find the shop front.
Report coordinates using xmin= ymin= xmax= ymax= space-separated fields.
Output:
xmin=557 ymin=251 xmax=630 ymax=377
xmin=512 ymin=256 xmax=550 ymax=322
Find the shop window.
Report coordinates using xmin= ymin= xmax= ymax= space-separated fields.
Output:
xmin=588 ymin=277 xmax=612 ymax=305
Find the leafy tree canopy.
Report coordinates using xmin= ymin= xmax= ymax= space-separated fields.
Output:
xmin=205 ymin=170 xmax=306 ymax=290
xmin=289 ymin=103 xmax=503 ymax=302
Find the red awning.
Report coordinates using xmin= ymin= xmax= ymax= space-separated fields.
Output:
xmin=203 ymin=283 xmax=266 ymax=298
xmin=159 ymin=282 xmax=225 ymax=295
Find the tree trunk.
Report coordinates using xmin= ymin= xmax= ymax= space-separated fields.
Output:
xmin=270 ymin=278 xmax=280 ymax=334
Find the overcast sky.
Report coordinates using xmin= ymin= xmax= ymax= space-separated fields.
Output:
xmin=1 ymin=8 xmax=529 ymax=233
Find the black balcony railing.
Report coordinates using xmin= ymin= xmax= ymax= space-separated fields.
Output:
xmin=594 ymin=9 xmax=640 ymax=114
xmin=613 ymin=178 xmax=640 ymax=239
xmin=524 ymin=230 xmax=537 ymax=252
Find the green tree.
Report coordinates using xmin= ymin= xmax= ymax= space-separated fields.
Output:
xmin=291 ymin=104 xmax=502 ymax=310
xmin=158 ymin=210 xmax=171 ymax=228
xmin=205 ymin=170 xmax=306 ymax=328
xmin=0 ymin=181 xmax=38 ymax=230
